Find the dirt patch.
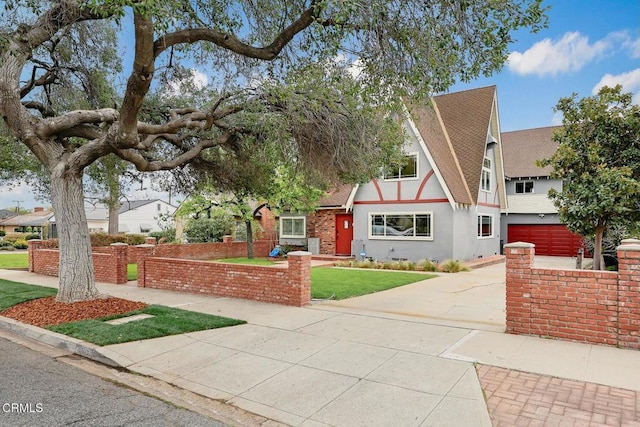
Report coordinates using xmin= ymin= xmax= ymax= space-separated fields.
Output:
xmin=1 ymin=296 xmax=148 ymax=328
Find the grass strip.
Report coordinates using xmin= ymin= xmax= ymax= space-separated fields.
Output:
xmin=311 ymin=267 xmax=436 ymax=300
xmin=0 ymin=253 xmax=29 ymax=269
xmin=0 ymin=279 xmax=57 ymax=311
xmin=47 ymin=305 xmax=246 ymax=346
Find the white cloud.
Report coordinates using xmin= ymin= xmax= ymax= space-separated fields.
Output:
xmin=507 ymin=31 xmax=611 ymax=77
xmin=551 ymin=110 xmax=563 ymax=126
xmin=592 ymin=68 xmax=640 ymax=105
xmin=623 ymin=35 xmax=640 ymax=59
xmin=165 ymin=68 xmax=209 ymax=96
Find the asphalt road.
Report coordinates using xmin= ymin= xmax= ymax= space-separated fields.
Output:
xmin=0 ymin=337 xmax=227 ymax=427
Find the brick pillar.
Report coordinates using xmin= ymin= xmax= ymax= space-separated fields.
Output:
xmin=223 ymin=235 xmax=232 ymax=258
xmin=504 ymin=242 xmax=535 ymax=336
xmin=28 ymin=239 xmax=43 ymax=273
xmin=616 ymin=240 xmax=640 ymax=350
xmin=286 ymin=251 xmax=312 ymax=306
xmin=135 ymin=244 xmax=155 ymax=287
xmin=144 ymin=236 xmax=157 ymax=245
xmin=110 ymin=243 xmax=129 ymax=284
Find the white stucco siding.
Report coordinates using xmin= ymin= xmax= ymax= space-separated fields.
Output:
xmin=119 ymin=201 xmax=176 ymax=234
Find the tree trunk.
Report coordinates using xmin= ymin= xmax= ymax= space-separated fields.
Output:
xmin=108 ymin=202 xmax=120 ymax=235
xmin=49 ymin=165 xmax=99 ymax=302
xmin=593 ymin=221 xmax=605 ymax=270
xmin=246 ymin=219 xmax=254 ymax=259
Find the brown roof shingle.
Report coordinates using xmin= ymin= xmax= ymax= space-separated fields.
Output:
xmin=502 ymin=126 xmax=561 ymax=178
xmin=433 ymin=86 xmax=497 ymax=203
xmin=318 ymin=184 xmax=354 ymax=208
xmin=408 ymin=86 xmax=498 ymax=205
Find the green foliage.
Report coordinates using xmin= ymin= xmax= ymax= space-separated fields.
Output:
xmin=417 ymin=259 xmax=439 ymax=272
xmin=90 ymin=233 xmax=146 ymax=247
xmin=184 ymin=210 xmax=235 ymax=243
xmin=12 ymin=239 xmax=28 ymax=249
xmin=149 ymin=229 xmax=176 ymax=243
xmin=0 ymin=240 xmax=13 ymax=247
xmin=0 ymin=245 xmax=16 ymax=251
xmin=538 ymin=85 xmax=640 ymax=268
xmin=24 ymin=234 xmax=40 ymax=240
xmin=0 ymin=231 xmax=5 ymax=237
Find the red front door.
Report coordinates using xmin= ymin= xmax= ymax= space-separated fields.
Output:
xmin=335 ymin=213 xmax=353 ymax=256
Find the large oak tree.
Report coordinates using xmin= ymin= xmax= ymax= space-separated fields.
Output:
xmin=0 ymin=0 xmax=547 ymax=302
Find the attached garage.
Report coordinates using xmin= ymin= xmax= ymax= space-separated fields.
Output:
xmin=507 ymin=224 xmax=586 ymax=257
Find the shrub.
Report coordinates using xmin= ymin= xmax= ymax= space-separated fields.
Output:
xmin=0 ymin=230 xmax=5 ymax=237
xmin=25 ymin=233 xmax=41 ymax=240
xmin=0 ymin=240 xmax=13 ymax=247
xmin=149 ymin=229 xmax=176 ymax=243
xmin=184 ymin=211 xmax=235 ymax=243
xmin=12 ymin=239 xmax=28 ymax=249
xmin=438 ymin=259 xmax=469 ymax=273
xmin=0 ymin=245 xmax=15 ymax=251
xmin=417 ymin=259 xmax=438 ymax=272
xmin=90 ymin=232 xmax=146 ymax=247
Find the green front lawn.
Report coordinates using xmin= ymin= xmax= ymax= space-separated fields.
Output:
xmin=311 ymin=268 xmax=435 ymax=300
xmin=48 ymin=305 xmax=245 ymax=346
xmin=0 ymin=279 xmax=57 ymax=311
xmin=0 ymin=253 xmax=29 ymax=269
xmin=127 ymin=263 xmax=137 ymax=281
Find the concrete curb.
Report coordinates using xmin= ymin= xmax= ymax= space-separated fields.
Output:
xmin=0 ymin=315 xmax=123 ymax=368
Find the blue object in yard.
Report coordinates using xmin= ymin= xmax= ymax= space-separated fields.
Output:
xmin=269 ymin=245 xmax=282 ymax=258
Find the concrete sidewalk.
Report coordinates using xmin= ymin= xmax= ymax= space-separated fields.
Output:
xmin=1 ymin=264 xmax=639 ymax=426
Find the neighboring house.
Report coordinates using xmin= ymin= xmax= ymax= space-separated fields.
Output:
xmin=0 ymin=209 xmax=18 ymax=221
xmin=279 ymin=185 xmax=358 ymax=256
xmin=84 ymin=204 xmax=110 ymax=232
xmin=0 ymin=207 xmax=54 ymax=237
xmin=280 ymin=86 xmax=507 ymax=262
xmin=118 ymin=199 xmax=177 ymax=234
xmin=501 ymin=126 xmax=585 ymax=256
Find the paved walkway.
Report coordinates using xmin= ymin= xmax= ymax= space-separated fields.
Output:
xmin=1 ymin=258 xmax=639 ymax=426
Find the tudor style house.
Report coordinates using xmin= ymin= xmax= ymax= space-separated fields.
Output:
xmin=501 ymin=126 xmax=585 ymax=256
xmin=350 ymin=86 xmax=507 ymax=262
xmin=278 ymin=86 xmax=507 ymax=262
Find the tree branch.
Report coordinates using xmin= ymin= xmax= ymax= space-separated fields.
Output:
xmin=154 ymin=4 xmax=317 ymax=60
xmin=35 ymin=108 xmax=118 ymax=138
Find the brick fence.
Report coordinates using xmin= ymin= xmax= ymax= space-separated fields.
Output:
xmin=137 ymin=251 xmax=312 ymax=306
xmin=505 ymin=240 xmax=640 ymax=350
xmin=29 ymin=240 xmax=129 ymax=284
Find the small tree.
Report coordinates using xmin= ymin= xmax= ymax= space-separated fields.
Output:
xmin=539 ymin=86 xmax=640 ymax=270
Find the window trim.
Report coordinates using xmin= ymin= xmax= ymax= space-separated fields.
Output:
xmin=515 ymin=181 xmax=534 ymax=194
xmin=383 ymin=152 xmax=419 ymax=181
xmin=368 ymin=211 xmax=433 ymax=240
xmin=279 ymin=216 xmax=306 ymax=238
xmin=477 ymin=214 xmax=494 ymax=239
xmin=481 ymin=156 xmax=491 ymax=192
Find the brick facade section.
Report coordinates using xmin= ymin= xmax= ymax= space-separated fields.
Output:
xmin=307 ymin=209 xmax=342 ymax=255
xmin=505 ymin=241 xmax=640 ymax=350
xmin=138 ymin=251 xmax=312 ymax=306
xmin=28 ymin=240 xmax=129 ymax=284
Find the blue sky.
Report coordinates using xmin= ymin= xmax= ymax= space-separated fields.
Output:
xmin=1 ymin=0 xmax=639 ymax=210
xmin=450 ymin=0 xmax=640 ymax=132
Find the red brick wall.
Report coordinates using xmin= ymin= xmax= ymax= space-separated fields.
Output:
xmin=307 ymin=209 xmax=340 ymax=255
xmin=141 ymin=237 xmax=270 ymax=260
xmin=28 ymin=240 xmax=128 ymax=284
xmin=138 ymin=251 xmax=311 ymax=306
xmin=505 ymin=241 xmax=640 ymax=350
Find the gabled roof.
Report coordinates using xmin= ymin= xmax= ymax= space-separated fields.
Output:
xmin=502 ymin=126 xmax=561 ymax=178
xmin=0 ymin=209 xmax=17 ymax=220
xmin=318 ymin=184 xmax=358 ymax=211
xmin=0 ymin=210 xmax=54 ymax=227
xmin=407 ymin=85 xmax=499 ymax=206
xmin=119 ymin=199 xmax=174 ymax=214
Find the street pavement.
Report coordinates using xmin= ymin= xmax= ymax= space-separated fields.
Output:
xmin=0 ymin=336 xmax=226 ymax=427
xmin=0 ymin=258 xmax=639 ymax=426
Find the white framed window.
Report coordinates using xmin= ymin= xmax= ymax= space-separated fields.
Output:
xmin=481 ymin=157 xmax=491 ymax=192
xmin=369 ymin=212 xmax=433 ymax=240
xmin=477 ymin=214 xmax=493 ymax=238
xmin=280 ymin=217 xmax=306 ymax=238
xmin=515 ymin=181 xmax=534 ymax=194
xmin=384 ymin=153 xmax=418 ymax=180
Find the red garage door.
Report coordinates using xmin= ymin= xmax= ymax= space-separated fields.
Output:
xmin=507 ymin=224 xmax=585 ymax=257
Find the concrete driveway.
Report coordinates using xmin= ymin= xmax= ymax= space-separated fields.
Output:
xmin=311 ymin=257 xmax=579 ymax=332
